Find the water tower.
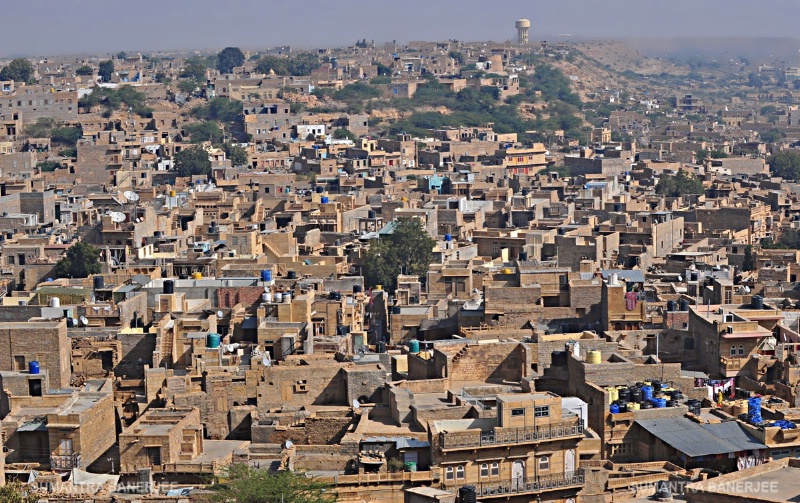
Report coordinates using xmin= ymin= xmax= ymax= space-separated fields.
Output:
xmin=515 ymin=19 xmax=531 ymax=44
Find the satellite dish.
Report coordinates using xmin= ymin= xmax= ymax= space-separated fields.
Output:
xmin=109 ymin=212 xmax=126 ymax=223
xmin=677 ymin=275 xmax=682 ymax=282
xmin=352 ymin=399 xmax=361 ymax=409
xmin=216 ymin=310 xmax=224 ymax=318
xmin=262 ymin=357 xmax=271 ymax=367
xmin=284 ymin=440 xmax=293 ymax=449
xmin=79 ymin=316 xmax=89 ymax=326
xmin=72 ymin=318 xmax=79 ymax=326
xmin=124 ymin=191 xmax=140 ymax=202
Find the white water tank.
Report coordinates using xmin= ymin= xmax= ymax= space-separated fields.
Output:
xmin=50 ymin=297 xmax=61 ymax=308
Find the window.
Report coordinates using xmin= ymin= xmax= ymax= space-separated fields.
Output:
xmin=730 ymin=345 xmax=737 ymax=356
xmin=490 ymin=462 xmax=499 ymax=476
xmin=455 ymin=465 xmax=465 ymax=480
xmin=611 ymin=442 xmax=633 ymax=456
xmin=538 ymin=456 xmax=550 ymax=471
xmin=445 ymin=467 xmax=454 ymax=480
xmin=739 ymin=344 xmax=745 ymax=356
xmin=480 ymin=463 xmax=489 ymax=478
xmin=511 ymin=408 xmax=525 ymax=416
xmin=534 ymin=405 xmax=550 ymax=418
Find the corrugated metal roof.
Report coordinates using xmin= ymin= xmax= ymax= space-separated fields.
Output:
xmin=636 ymin=417 xmax=766 ymax=458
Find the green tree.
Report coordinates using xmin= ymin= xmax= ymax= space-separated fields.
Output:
xmin=255 ymin=55 xmax=289 ymax=75
xmin=53 ymin=242 xmax=102 ymax=279
xmin=75 ymin=65 xmax=94 ymax=76
xmin=211 ymin=464 xmax=334 ymax=503
xmin=0 ymin=58 xmax=35 ymax=83
xmin=364 ymin=217 xmax=435 ymax=293
xmin=448 ymin=50 xmax=466 ymax=65
xmin=333 ymin=129 xmax=357 ymax=141
xmin=742 ymin=246 xmax=754 ymax=272
xmin=655 ymin=170 xmax=704 ymax=197
xmin=178 ymin=80 xmax=199 ymax=95
xmin=23 ymin=118 xmax=82 ymax=147
xmin=0 ymin=482 xmax=38 ymax=503
xmin=760 ymin=129 xmax=783 ymax=143
xmin=184 ymin=121 xmax=223 ymax=143
xmin=223 ymin=142 xmax=248 ymax=166
xmin=174 ymin=145 xmax=212 ymax=177
xmin=762 ymin=229 xmax=800 ymax=250
xmin=116 ymin=51 xmax=127 ymax=60
xmin=191 ymin=97 xmax=242 ymax=123
xmin=154 ymin=71 xmax=170 ymax=84
xmin=768 ymin=150 xmax=800 ymax=180
xmin=217 ymin=47 xmax=245 ymax=74
xmin=180 ymin=56 xmax=208 ymax=83
xmin=98 ymin=60 xmax=114 ymax=82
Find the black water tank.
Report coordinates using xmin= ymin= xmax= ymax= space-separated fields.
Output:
xmin=93 ymin=275 xmax=105 ymax=290
xmin=163 ymin=280 xmax=175 ymax=294
xmin=353 ymin=285 xmax=363 ymax=294
xmin=287 ymin=270 xmax=297 ymax=280
xmin=391 ymin=306 xmax=402 ymax=314
xmin=367 ymin=210 xmax=377 ymax=219
xmin=458 ymin=485 xmax=477 ymax=503
xmin=630 ymin=387 xmax=643 ymax=403
xmin=666 ymin=300 xmax=676 ymax=312
xmin=66 ymin=318 xmax=75 ymax=328
xmin=519 ymin=251 xmax=528 ymax=262
xmin=376 ymin=341 xmax=386 ymax=353
xmin=618 ymin=387 xmax=631 ymax=402
xmin=679 ymin=298 xmax=689 ymax=311
xmin=551 ymin=351 xmax=567 ymax=366
xmin=316 ymin=186 xmax=324 ymax=194
xmin=752 ymin=295 xmax=764 ymax=310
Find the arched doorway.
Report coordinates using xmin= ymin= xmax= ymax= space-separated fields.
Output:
xmin=511 ymin=460 xmax=525 ymax=489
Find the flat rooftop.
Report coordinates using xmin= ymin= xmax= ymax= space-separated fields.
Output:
xmin=686 ymin=457 xmax=800 ymax=502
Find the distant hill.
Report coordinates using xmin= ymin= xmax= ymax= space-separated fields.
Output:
xmin=624 ymin=37 xmax=800 ymax=64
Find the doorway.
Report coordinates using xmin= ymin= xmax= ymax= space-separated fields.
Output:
xmin=511 ymin=460 xmax=525 ymax=489
xmin=565 ymin=449 xmax=576 ymax=477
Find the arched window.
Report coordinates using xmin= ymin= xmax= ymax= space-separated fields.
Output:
xmin=491 ymin=462 xmax=500 ymax=476
xmin=456 ymin=465 xmax=465 ymax=479
xmin=480 ymin=463 xmax=489 ymax=478
xmin=445 ymin=466 xmax=454 ymax=480
xmin=539 ymin=456 xmax=550 ymax=472
xmin=730 ymin=345 xmax=737 ymax=356
xmin=739 ymin=344 xmax=746 ymax=356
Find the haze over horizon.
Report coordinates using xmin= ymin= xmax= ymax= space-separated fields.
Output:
xmin=3 ymin=0 xmax=800 ymax=58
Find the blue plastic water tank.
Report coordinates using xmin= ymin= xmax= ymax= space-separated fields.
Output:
xmin=206 ymin=333 xmax=221 ymax=349
xmin=642 ymin=386 xmax=653 ymax=401
xmin=321 ymin=196 xmax=329 ymax=203
xmin=610 ymin=403 xmax=620 ymax=414
xmin=261 ymin=270 xmax=272 ymax=282
xmin=28 ymin=361 xmax=40 ymax=375
xmin=409 ymin=339 xmax=420 ymax=354
xmin=444 ymin=234 xmax=452 ymax=242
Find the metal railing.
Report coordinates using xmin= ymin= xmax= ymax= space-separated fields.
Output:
xmin=51 ymin=453 xmax=81 ymax=470
xmin=473 ymin=472 xmax=585 ymax=497
xmin=440 ymin=419 xmax=584 ymax=450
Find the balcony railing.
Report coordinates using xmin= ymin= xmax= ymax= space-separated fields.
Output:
xmin=51 ymin=453 xmax=81 ymax=470
xmin=440 ymin=419 xmax=584 ymax=450
xmin=473 ymin=472 xmax=585 ymax=498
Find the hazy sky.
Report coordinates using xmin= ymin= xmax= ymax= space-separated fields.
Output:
xmin=3 ymin=0 xmax=800 ymax=57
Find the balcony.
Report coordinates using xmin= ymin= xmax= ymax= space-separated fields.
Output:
xmin=51 ymin=453 xmax=81 ymax=470
xmin=440 ymin=419 xmax=584 ymax=451
xmin=473 ymin=472 xmax=584 ymax=498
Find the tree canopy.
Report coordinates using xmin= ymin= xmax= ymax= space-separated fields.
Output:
xmin=655 ymin=170 xmax=704 ymax=197
xmin=75 ymin=65 xmax=94 ymax=76
xmin=184 ymin=121 xmax=224 ymax=143
xmin=255 ymin=53 xmax=321 ymax=76
xmin=23 ymin=118 xmax=82 ymax=147
xmin=223 ymin=142 xmax=248 ymax=166
xmin=768 ymin=150 xmax=800 ymax=180
xmin=217 ymin=47 xmax=245 ymax=74
xmin=174 ymin=145 xmax=212 ymax=178
xmin=98 ymin=60 xmax=114 ymax=82
xmin=54 ymin=242 xmax=102 ymax=279
xmin=0 ymin=482 xmax=38 ymax=503
xmin=364 ymin=217 xmax=435 ymax=293
xmin=191 ymin=97 xmax=242 ymax=123
xmin=762 ymin=229 xmax=800 ymax=250
xmin=0 ymin=58 xmax=35 ymax=83
xmin=78 ymin=85 xmax=152 ymax=117
xmin=180 ymin=56 xmax=209 ymax=83
xmin=210 ymin=464 xmax=334 ymax=503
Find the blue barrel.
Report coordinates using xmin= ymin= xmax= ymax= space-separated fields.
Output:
xmin=642 ymin=385 xmax=653 ymax=401
xmin=610 ymin=403 xmax=620 ymax=414
xmin=28 ymin=361 xmax=40 ymax=375
xmin=444 ymin=234 xmax=452 ymax=242
xmin=653 ymin=398 xmax=667 ymax=408
xmin=206 ymin=333 xmax=221 ymax=349
xmin=260 ymin=270 xmax=272 ymax=282
xmin=409 ymin=339 xmax=420 ymax=354
xmin=748 ymin=397 xmax=762 ymax=423
xmin=321 ymin=196 xmax=329 ymax=203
